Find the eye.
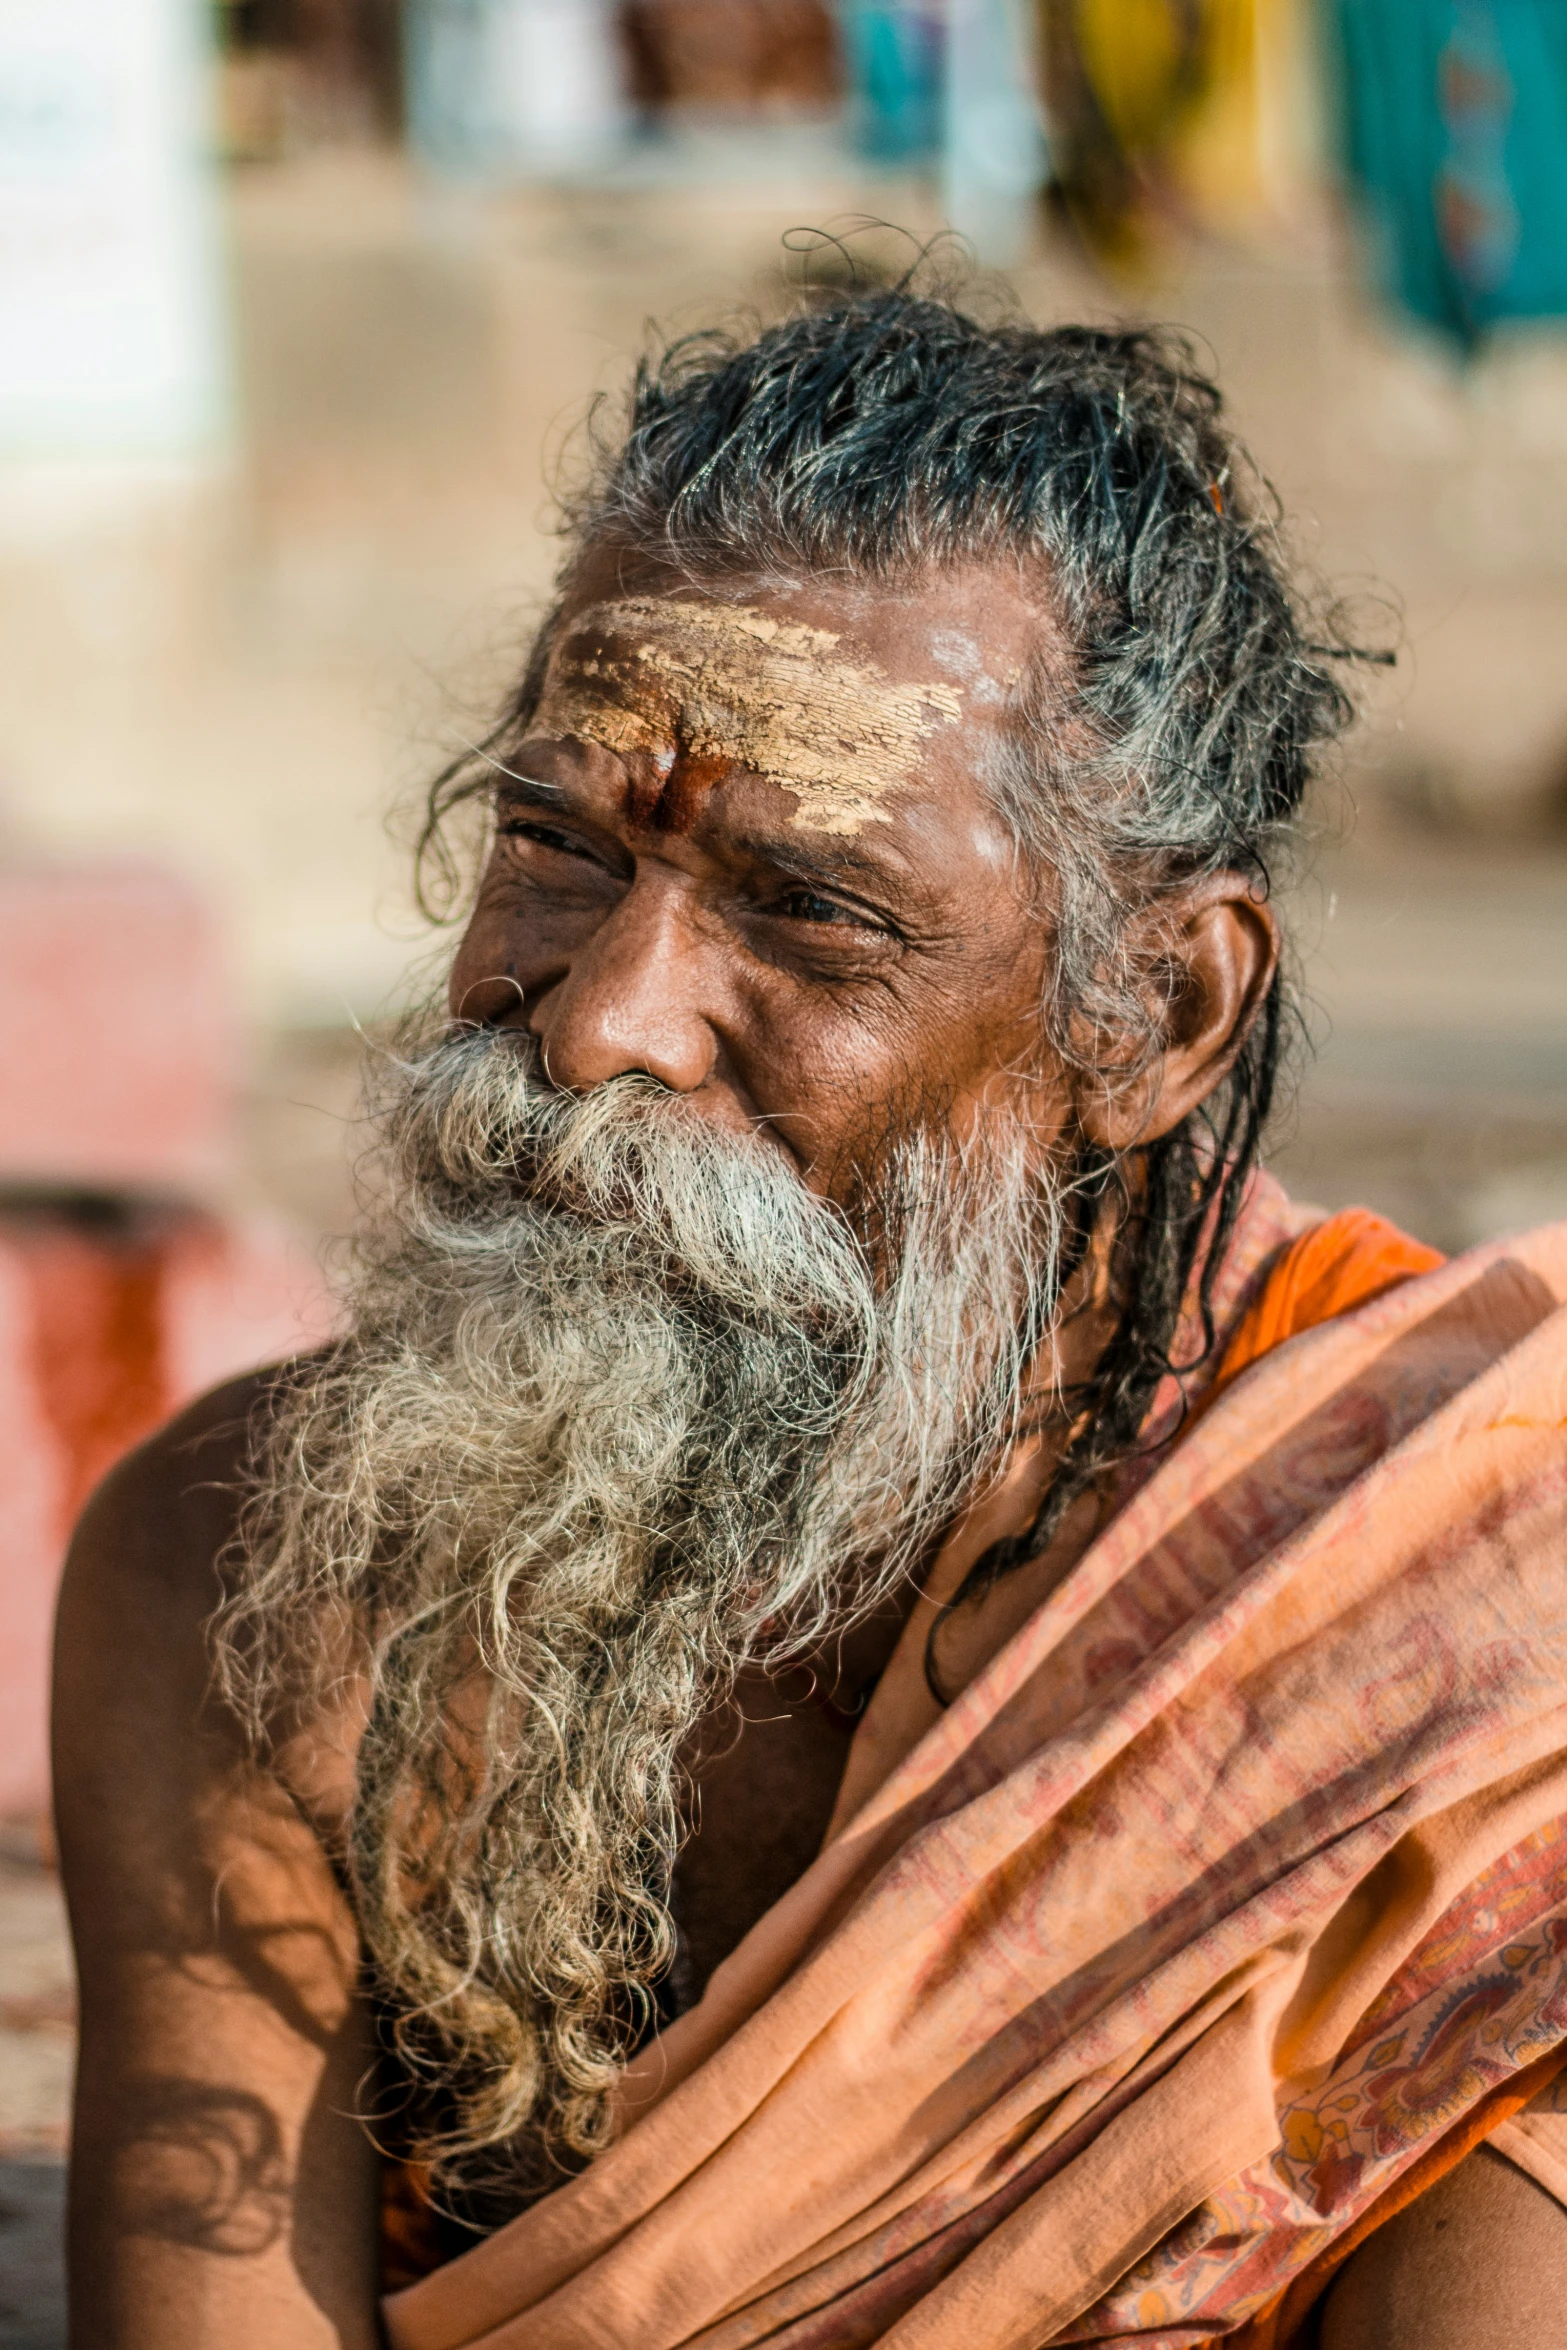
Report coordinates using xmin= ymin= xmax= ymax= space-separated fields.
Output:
xmin=499 ymin=817 xmax=601 ymax=865
xmin=774 ymin=887 xmax=877 ymax=929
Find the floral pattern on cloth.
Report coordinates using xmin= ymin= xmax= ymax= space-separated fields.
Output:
xmin=1062 ymin=1820 xmax=1567 ymax=2341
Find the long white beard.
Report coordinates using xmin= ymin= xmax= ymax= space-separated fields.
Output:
xmin=220 ymin=1022 xmax=1064 ymax=2191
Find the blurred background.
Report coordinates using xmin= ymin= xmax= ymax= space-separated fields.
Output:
xmin=3 ymin=1 xmax=1567 ymax=2336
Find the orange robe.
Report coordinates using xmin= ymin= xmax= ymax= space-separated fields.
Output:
xmin=384 ymin=1182 xmax=1567 ymax=2349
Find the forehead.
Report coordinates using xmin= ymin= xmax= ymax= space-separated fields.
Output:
xmin=532 ymin=558 xmax=1053 ymax=838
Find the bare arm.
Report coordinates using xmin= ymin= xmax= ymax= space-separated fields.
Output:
xmin=1323 ymin=2144 xmax=1567 ymax=2349
xmin=54 ymin=1376 xmax=383 ymax=2350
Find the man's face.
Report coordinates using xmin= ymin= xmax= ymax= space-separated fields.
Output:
xmin=449 ymin=550 xmax=1072 ymax=1206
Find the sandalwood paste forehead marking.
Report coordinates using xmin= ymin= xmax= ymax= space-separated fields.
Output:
xmin=532 ymin=597 xmax=964 ymax=835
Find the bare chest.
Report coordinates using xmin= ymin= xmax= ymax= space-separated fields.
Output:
xmin=672 ymin=1666 xmax=868 ymax=2000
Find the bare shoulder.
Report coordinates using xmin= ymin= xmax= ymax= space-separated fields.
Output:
xmin=55 ymin=1368 xmax=382 ymax=2350
xmin=1323 ymin=2145 xmax=1567 ymax=2350
xmin=54 ymin=1366 xmax=278 ymax=1893
xmin=53 ymin=1368 xmax=287 ymax=1917
xmin=61 ymin=1357 xmax=280 ymax=1623
xmin=57 ymin=1359 xmax=278 ymax=1646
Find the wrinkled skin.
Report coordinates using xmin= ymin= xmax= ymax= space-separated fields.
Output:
xmin=54 ymin=554 xmax=1564 ymax=2346
xmin=449 ymin=548 xmax=1273 ymax=1189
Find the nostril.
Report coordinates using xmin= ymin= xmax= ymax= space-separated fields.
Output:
xmin=451 ymin=970 xmax=527 ymax=1028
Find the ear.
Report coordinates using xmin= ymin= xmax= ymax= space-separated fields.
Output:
xmin=1077 ymin=875 xmax=1280 ymax=1152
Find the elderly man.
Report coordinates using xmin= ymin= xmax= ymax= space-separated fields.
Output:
xmin=56 ymin=298 xmax=1567 ymax=2350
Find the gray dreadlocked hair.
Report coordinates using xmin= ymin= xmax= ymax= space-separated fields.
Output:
xmin=418 ymin=286 xmax=1368 ymax=1636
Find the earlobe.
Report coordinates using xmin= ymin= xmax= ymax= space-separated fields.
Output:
xmin=1076 ymin=880 xmax=1279 ymax=1153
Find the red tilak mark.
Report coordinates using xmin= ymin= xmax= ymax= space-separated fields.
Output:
xmin=627 ymin=750 xmax=733 ymax=835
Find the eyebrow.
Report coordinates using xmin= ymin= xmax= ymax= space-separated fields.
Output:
xmin=725 ymin=825 xmax=906 ymax=897
xmin=493 ymin=772 xmax=571 ymax=810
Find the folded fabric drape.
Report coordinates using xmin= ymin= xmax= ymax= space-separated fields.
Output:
xmin=387 ymin=1207 xmax=1567 ymax=2350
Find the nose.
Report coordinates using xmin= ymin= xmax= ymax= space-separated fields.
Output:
xmin=530 ymin=868 xmax=720 ymax=1096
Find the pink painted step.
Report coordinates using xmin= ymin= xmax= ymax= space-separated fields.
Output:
xmin=0 ymin=865 xmax=236 ymax=1195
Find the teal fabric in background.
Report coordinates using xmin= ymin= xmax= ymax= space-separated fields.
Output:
xmin=838 ymin=2 xmax=946 ymax=161
xmin=1330 ymin=0 xmax=1567 ymax=346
